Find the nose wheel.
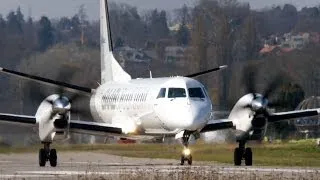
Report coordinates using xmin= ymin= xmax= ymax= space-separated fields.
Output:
xmin=180 ymin=132 xmax=192 ymax=165
xmin=181 ymin=148 xmax=192 ymax=165
xmin=234 ymin=141 xmax=252 ymax=166
xmin=39 ymin=142 xmax=57 ymax=167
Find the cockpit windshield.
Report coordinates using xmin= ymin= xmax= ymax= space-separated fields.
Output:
xmin=168 ymin=88 xmax=186 ymax=98
xmin=188 ymin=88 xmax=205 ymax=98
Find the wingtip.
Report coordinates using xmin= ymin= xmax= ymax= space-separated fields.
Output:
xmin=0 ymin=67 xmax=3 ymax=71
xmin=219 ymin=65 xmax=228 ymax=69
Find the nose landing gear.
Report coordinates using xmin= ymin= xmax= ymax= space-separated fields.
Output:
xmin=39 ymin=142 xmax=57 ymax=167
xmin=180 ymin=132 xmax=192 ymax=165
xmin=234 ymin=141 xmax=252 ymax=166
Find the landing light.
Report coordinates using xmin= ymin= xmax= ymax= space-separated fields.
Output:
xmin=183 ymin=148 xmax=191 ymax=156
xmin=122 ymin=122 xmax=137 ymax=134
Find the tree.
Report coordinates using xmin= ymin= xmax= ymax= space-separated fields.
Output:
xmin=0 ymin=15 xmax=5 ymax=29
xmin=71 ymin=15 xmax=81 ymax=36
xmin=16 ymin=7 xmax=24 ymax=26
xmin=78 ymin=4 xmax=88 ymax=25
xmin=38 ymin=16 xmax=54 ymax=51
xmin=114 ymin=37 xmax=124 ymax=48
xmin=190 ymin=6 xmax=209 ymax=86
xmin=24 ymin=17 xmax=37 ymax=55
xmin=242 ymin=14 xmax=258 ymax=60
xmin=176 ymin=5 xmax=191 ymax=46
xmin=6 ymin=11 xmax=22 ymax=34
xmin=57 ymin=17 xmax=72 ymax=31
xmin=276 ymin=83 xmax=305 ymax=110
xmin=295 ymin=7 xmax=320 ymax=32
xmin=148 ymin=9 xmax=169 ymax=41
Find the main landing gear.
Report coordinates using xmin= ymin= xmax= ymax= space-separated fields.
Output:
xmin=180 ymin=132 xmax=192 ymax=165
xmin=234 ymin=141 xmax=252 ymax=166
xmin=39 ymin=142 xmax=57 ymax=167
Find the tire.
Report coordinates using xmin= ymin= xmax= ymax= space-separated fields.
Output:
xmin=39 ymin=148 xmax=46 ymax=167
xmin=234 ymin=148 xmax=242 ymax=166
xmin=187 ymin=155 xmax=192 ymax=165
xmin=49 ymin=149 xmax=57 ymax=167
xmin=180 ymin=155 xmax=185 ymax=165
xmin=245 ymin=148 xmax=252 ymax=166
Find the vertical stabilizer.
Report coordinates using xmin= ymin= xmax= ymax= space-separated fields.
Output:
xmin=100 ymin=0 xmax=131 ymax=83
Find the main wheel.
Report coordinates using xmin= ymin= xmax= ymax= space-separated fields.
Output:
xmin=187 ymin=155 xmax=192 ymax=165
xmin=39 ymin=148 xmax=46 ymax=167
xmin=49 ymin=149 xmax=57 ymax=167
xmin=180 ymin=155 xmax=185 ymax=165
xmin=245 ymin=148 xmax=252 ymax=166
xmin=234 ymin=148 xmax=242 ymax=166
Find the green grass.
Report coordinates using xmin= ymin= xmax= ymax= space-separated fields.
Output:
xmin=1 ymin=139 xmax=320 ymax=167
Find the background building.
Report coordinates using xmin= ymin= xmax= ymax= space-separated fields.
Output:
xmin=295 ymin=96 xmax=320 ymax=138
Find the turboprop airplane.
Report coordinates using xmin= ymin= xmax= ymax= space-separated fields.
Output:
xmin=0 ymin=0 xmax=319 ymax=167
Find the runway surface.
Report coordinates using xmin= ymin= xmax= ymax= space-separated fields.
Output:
xmin=0 ymin=152 xmax=319 ymax=180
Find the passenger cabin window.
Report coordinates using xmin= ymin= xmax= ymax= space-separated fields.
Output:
xmin=168 ymin=88 xmax=186 ymax=98
xmin=189 ymin=88 xmax=205 ymax=98
xmin=157 ymin=88 xmax=166 ymax=98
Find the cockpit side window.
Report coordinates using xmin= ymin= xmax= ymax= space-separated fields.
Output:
xmin=189 ymin=88 xmax=205 ymax=98
xmin=168 ymin=88 xmax=186 ymax=98
xmin=157 ymin=88 xmax=166 ymax=98
xmin=202 ymin=88 xmax=209 ymax=97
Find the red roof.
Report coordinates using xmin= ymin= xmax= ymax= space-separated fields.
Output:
xmin=259 ymin=45 xmax=276 ymax=54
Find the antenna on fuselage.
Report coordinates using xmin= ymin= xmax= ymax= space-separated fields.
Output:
xmin=148 ymin=64 xmax=152 ymax=79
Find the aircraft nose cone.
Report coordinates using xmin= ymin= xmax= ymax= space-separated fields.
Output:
xmin=183 ymin=105 xmax=209 ymax=131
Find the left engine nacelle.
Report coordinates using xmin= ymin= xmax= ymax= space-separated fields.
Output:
xmin=35 ymin=95 xmax=70 ymax=143
xmin=229 ymin=94 xmax=267 ymax=141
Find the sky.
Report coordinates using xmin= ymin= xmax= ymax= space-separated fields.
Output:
xmin=0 ymin=0 xmax=319 ymax=20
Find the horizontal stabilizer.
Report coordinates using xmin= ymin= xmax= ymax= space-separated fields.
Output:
xmin=185 ymin=65 xmax=228 ymax=78
xmin=0 ymin=67 xmax=93 ymax=95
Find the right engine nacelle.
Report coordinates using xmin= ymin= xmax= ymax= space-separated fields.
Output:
xmin=35 ymin=95 xmax=70 ymax=143
xmin=229 ymin=94 xmax=267 ymax=141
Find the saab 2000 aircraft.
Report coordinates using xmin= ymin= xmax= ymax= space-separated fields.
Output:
xmin=0 ymin=0 xmax=319 ymax=167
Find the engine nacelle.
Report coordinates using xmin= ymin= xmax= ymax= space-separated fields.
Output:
xmin=35 ymin=95 xmax=70 ymax=143
xmin=229 ymin=94 xmax=267 ymax=141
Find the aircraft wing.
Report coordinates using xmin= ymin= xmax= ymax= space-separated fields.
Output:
xmin=268 ymin=109 xmax=320 ymax=123
xmin=0 ymin=113 xmax=122 ymax=135
xmin=0 ymin=113 xmax=37 ymax=125
xmin=200 ymin=119 xmax=234 ymax=133
xmin=69 ymin=120 xmax=122 ymax=136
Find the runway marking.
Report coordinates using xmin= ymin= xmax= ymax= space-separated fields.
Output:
xmin=222 ymin=167 xmax=320 ymax=173
xmin=0 ymin=161 xmax=12 ymax=163
xmin=17 ymin=171 xmax=117 ymax=175
xmin=62 ymin=161 xmax=175 ymax=166
xmin=1 ymin=166 xmax=318 ymax=179
xmin=1 ymin=175 xmax=58 ymax=178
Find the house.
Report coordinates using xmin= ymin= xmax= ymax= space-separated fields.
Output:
xmin=281 ymin=33 xmax=310 ymax=49
xmin=115 ymin=46 xmax=151 ymax=64
xmin=164 ymin=46 xmax=186 ymax=65
xmin=259 ymin=44 xmax=293 ymax=56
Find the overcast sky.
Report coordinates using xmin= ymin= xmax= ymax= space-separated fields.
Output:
xmin=0 ymin=0 xmax=319 ymax=20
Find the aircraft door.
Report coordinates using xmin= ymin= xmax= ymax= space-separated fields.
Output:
xmin=153 ymin=88 xmax=170 ymax=129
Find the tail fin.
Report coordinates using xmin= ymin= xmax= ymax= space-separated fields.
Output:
xmin=100 ymin=0 xmax=131 ymax=83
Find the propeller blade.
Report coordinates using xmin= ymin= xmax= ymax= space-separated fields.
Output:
xmin=263 ymin=74 xmax=284 ymax=99
xmin=242 ymin=65 xmax=257 ymax=99
xmin=185 ymin=65 xmax=228 ymax=78
xmin=24 ymin=82 xmax=48 ymax=104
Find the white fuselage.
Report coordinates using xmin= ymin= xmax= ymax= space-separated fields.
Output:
xmin=90 ymin=76 xmax=212 ymax=135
